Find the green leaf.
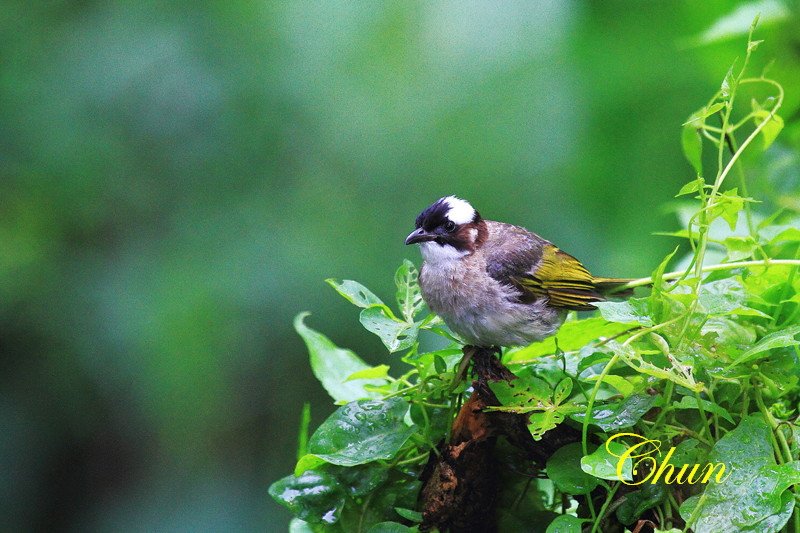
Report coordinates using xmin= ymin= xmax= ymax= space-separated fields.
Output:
xmin=270 ymin=470 xmax=346 ymax=526
xmin=572 ymin=393 xmax=660 ymax=431
xmin=345 ymin=365 xmax=391 ymax=382
xmin=752 ymin=109 xmax=784 ymax=150
xmin=395 ymin=260 xmax=424 ymax=322
xmin=546 ymin=443 xmax=599 ymax=495
xmin=679 ymin=415 xmax=800 ymax=532
xmin=724 ymin=235 xmax=757 ymax=261
xmin=553 ymin=377 xmax=573 ymax=404
xmin=594 ymin=298 xmax=653 ymax=326
xmin=581 ymin=441 xmax=632 ymax=481
xmin=681 ymin=125 xmax=703 ymax=176
xmin=676 ymin=177 xmax=705 ymax=197
xmin=298 ymin=402 xmax=312 ymax=459
xmin=582 ymin=374 xmax=635 ymax=397
xmin=367 ymin=523 xmax=414 ymax=533
xmin=672 ymin=395 xmax=734 ymax=424
xmin=433 ymin=354 xmax=447 ymax=374
xmin=289 ymin=518 xmax=315 ymax=533
xmin=727 ymin=325 xmax=800 ymax=367
xmin=360 ymin=306 xmax=418 ymax=353
xmin=506 ymin=317 xmax=632 ymax=363
xmin=307 ymin=398 xmax=415 ymax=466
xmin=326 ymin=279 xmax=384 ymax=308
xmin=394 ymin=507 xmax=422 ymax=523
xmin=709 ymin=188 xmax=746 ymax=230
xmin=616 ymin=484 xmax=667 ymax=526
xmin=294 ymin=454 xmax=327 ymax=477
xmin=295 ymin=313 xmax=388 ymax=402
xmin=545 ymin=514 xmax=585 ymax=533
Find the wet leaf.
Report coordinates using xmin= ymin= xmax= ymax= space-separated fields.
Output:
xmin=307 ymin=398 xmax=415 ymax=466
xmin=572 ymin=394 xmax=660 ymax=431
xmin=679 ymin=415 xmax=800 ymax=532
xmin=594 ymin=298 xmax=653 ymax=326
xmin=581 ymin=441 xmax=632 ymax=481
xmin=360 ymin=306 xmax=418 ymax=353
xmin=270 ymin=470 xmax=346 ymax=526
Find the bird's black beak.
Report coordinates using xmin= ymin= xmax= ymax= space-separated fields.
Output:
xmin=405 ymin=228 xmax=436 ymax=245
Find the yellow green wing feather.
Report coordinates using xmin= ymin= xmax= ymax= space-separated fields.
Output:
xmin=515 ymin=245 xmax=604 ymax=311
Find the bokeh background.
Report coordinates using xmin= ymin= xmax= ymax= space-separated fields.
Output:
xmin=3 ymin=1 xmax=800 ymax=530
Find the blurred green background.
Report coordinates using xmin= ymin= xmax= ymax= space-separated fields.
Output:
xmin=2 ymin=1 xmax=799 ymax=530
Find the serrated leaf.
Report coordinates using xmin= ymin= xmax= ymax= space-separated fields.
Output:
xmin=326 ymin=279 xmax=384 ymax=308
xmin=394 ymin=260 xmax=424 ymax=322
xmin=360 ymin=306 xmax=418 ymax=353
xmin=307 ymin=398 xmax=415 ymax=466
xmin=295 ymin=313 xmax=388 ymax=402
xmin=546 ymin=443 xmax=599 ymax=495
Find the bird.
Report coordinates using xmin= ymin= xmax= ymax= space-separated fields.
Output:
xmin=405 ymin=196 xmax=632 ymax=348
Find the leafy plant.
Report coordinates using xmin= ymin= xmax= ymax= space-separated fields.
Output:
xmin=271 ymin=22 xmax=800 ymax=533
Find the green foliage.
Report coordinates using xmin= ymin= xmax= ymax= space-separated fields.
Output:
xmin=273 ymin=25 xmax=800 ymax=533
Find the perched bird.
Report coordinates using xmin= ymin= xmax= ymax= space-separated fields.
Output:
xmin=405 ymin=196 xmax=632 ymax=348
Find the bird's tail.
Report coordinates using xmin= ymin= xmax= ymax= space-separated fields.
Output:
xmin=592 ymin=277 xmax=638 ymax=298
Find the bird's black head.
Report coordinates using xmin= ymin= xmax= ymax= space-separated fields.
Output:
xmin=405 ymin=196 xmax=484 ymax=253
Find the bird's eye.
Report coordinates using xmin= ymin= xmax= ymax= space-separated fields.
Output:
xmin=444 ymin=221 xmax=456 ymax=232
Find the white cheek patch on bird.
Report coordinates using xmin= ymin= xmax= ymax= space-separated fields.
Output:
xmin=443 ymin=196 xmax=476 ymax=225
xmin=420 ymin=241 xmax=468 ymax=265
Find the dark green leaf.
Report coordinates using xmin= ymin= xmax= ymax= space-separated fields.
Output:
xmin=546 ymin=443 xmax=599 ymax=495
xmin=308 ymin=398 xmax=415 ymax=466
xmin=269 ymin=470 xmax=346 ymax=526
xmin=679 ymin=415 xmax=800 ymax=532
xmin=394 ymin=507 xmax=422 ymax=523
xmin=616 ymin=484 xmax=667 ymax=526
xmin=727 ymin=325 xmax=800 ymax=367
xmin=545 ymin=514 xmax=585 ymax=533
xmin=572 ymin=394 xmax=659 ymax=431
xmin=367 ymin=522 xmax=413 ymax=533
